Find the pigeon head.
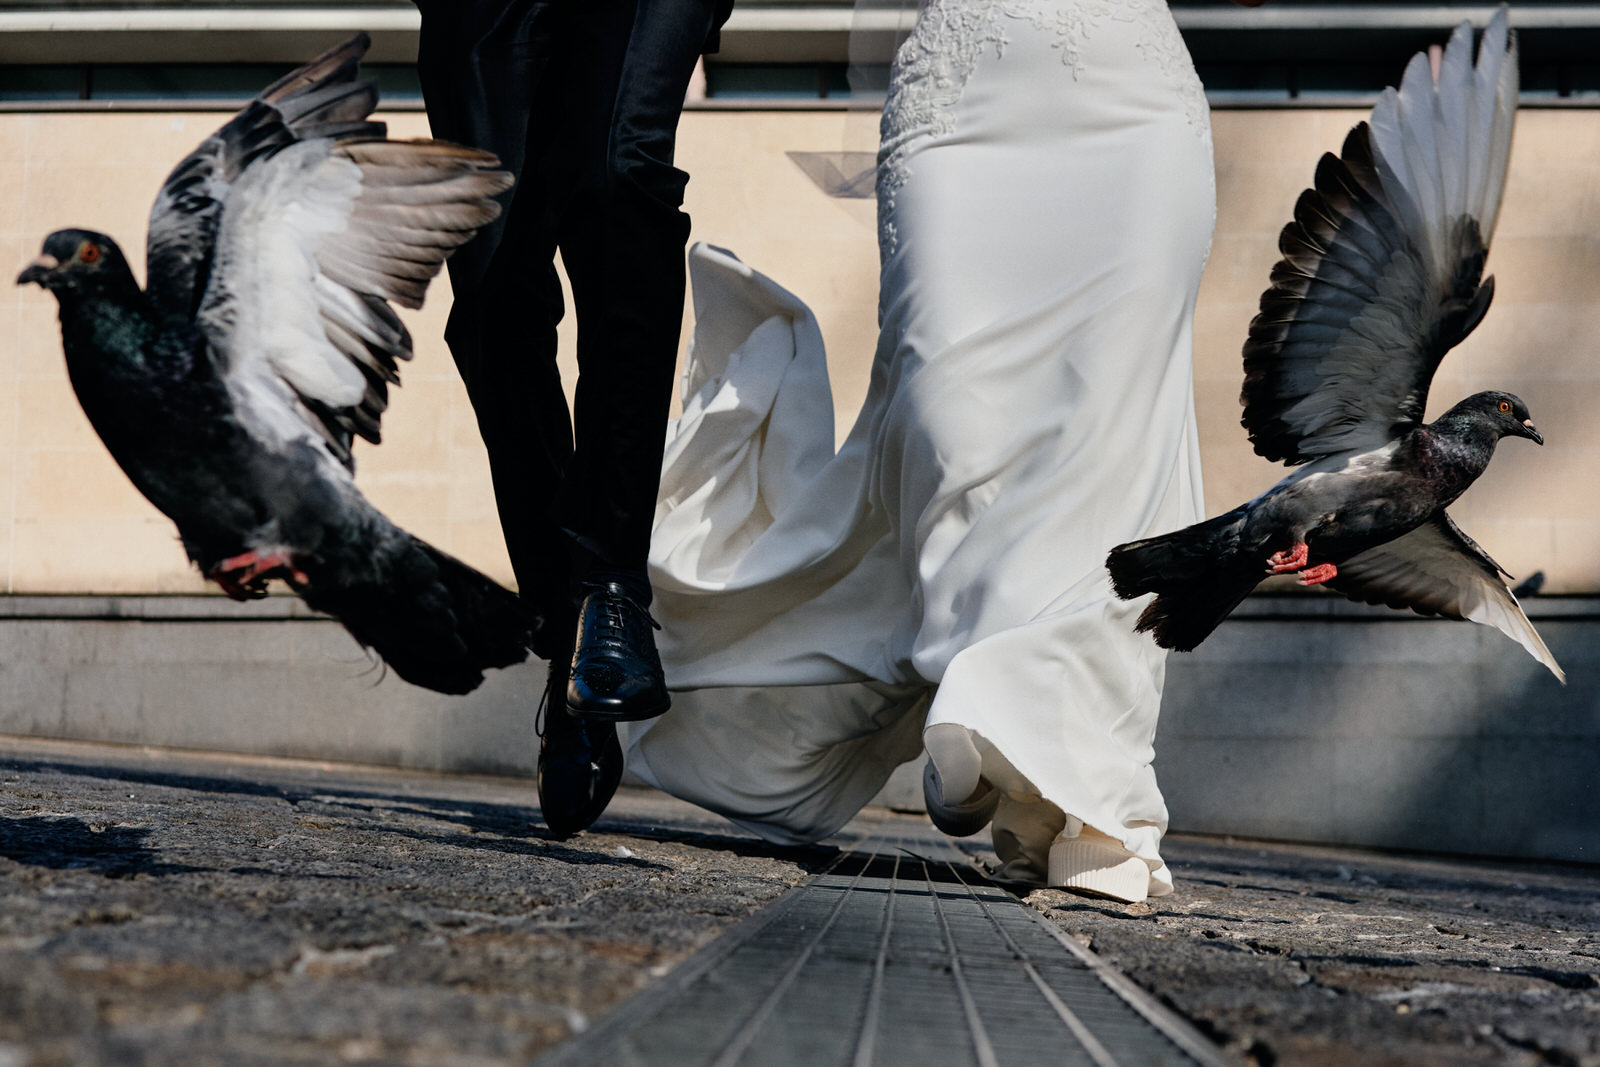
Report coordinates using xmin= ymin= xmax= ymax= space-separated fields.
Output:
xmin=17 ymin=230 xmax=134 ymax=297
xmin=1454 ymin=390 xmax=1543 ymax=446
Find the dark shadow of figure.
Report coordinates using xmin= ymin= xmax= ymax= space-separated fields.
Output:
xmin=0 ymin=757 xmax=841 ymax=875
xmin=0 ymin=815 xmax=202 ymax=877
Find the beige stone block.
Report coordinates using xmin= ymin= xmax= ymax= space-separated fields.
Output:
xmin=1465 ymin=443 xmax=1593 ymax=523
xmin=151 ymin=555 xmax=216 ymax=594
xmin=354 ymin=376 xmax=455 ymax=477
xmin=1496 ymin=164 xmax=1600 ymax=241
xmin=447 ymin=444 xmax=501 ymax=525
xmin=1486 ymin=378 xmax=1600 ymax=450
xmin=1193 ymin=299 xmax=1253 ymax=382
xmin=380 ymin=112 xmax=433 ymax=141
xmin=1214 ymin=160 xmax=1307 ymax=241
xmin=1486 ymin=235 xmax=1600 ymax=310
xmin=359 ymin=475 xmax=454 ymax=548
xmin=396 ymin=301 xmax=459 ymax=382
xmin=1550 ymin=521 xmax=1600 ymax=593
xmin=0 ymin=116 xmax=27 ymax=165
xmin=0 ymin=247 xmax=25 ymax=384
xmin=16 ymin=299 xmax=65 ymax=377
xmin=0 ymin=518 xmax=12 ymax=593
xmin=17 ymin=446 xmax=155 ymax=521
xmin=0 ymin=229 xmax=27 ymax=282
xmin=10 ymin=515 xmax=193 ymax=593
xmin=1421 ymin=370 xmax=1472 ymax=420
xmin=1193 ymin=376 xmax=1245 ymax=445
xmin=442 ymin=518 xmax=515 ymax=587
xmin=1469 ymin=301 xmax=1600 ymax=384
xmin=1508 ymin=112 xmax=1600 ymax=177
xmin=13 ymin=369 xmax=102 ymax=447
xmin=22 ymin=163 xmax=155 ymax=257
xmin=1442 ymin=516 xmax=1556 ymax=588
xmin=0 ymin=434 xmax=15 ymax=529
xmin=1211 ymin=110 xmax=1364 ymax=168
xmin=14 ymin=372 xmax=99 ymax=449
xmin=1199 ymin=233 xmax=1281 ymax=309
xmin=448 ymin=377 xmax=490 ymax=450
xmin=1197 ymin=454 xmax=1281 ymax=519
xmin=26 ymin=112 xmax=206 ymax=171
xmin=0 ymin=165 xmax=27 ymax=238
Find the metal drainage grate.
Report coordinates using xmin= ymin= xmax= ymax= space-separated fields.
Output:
xmin=537 ymin=828 xmax=1234 ymax=1067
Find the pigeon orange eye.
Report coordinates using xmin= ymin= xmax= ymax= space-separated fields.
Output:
xmin=79 ymin=243 xmax=100 ymax=264
xmin=1498 ymin=401 xmax=1510 ymax=413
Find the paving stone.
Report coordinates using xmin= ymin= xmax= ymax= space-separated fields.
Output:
xmin=1032 ymin=837 xmax=1600 ymax=1067
xmin=4 ymin=736 xmax=1599 ymax=1066
xmin=0 ymin=738 xmax=819 ymax=1065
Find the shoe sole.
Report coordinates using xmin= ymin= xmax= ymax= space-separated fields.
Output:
xmin=567 ymin=696 xmax=671 ymax=724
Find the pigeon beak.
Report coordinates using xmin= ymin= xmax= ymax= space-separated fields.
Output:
xmin=1520 ymin=418 xmax=1544 ymax=446
xmin=16 ymin=253 xmax=59 ymax=287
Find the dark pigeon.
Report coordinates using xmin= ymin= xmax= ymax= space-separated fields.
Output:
xmin=17 ymin=35 xmax=529 ymax=695
xmin=1106 ymin=9 xmax=1564 ymax=682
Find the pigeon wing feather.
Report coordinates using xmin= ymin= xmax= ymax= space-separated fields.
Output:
xmin=194 ymin=137 xmax=510 ymax=467
xmin=145 ymin=34 xmax=381 ymax=322
xmin=1327 ymin=513 xmax=1564 ymax=683
xmin=1240 ymin=8 xmax=1517 ymax=465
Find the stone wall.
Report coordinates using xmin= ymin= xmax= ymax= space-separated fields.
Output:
xmin=1 ymin=107 xmax=1597 ymax=594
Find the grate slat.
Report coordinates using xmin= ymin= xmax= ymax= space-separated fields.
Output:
xmin=535 ymin=823 xmax=1238 ymax=1067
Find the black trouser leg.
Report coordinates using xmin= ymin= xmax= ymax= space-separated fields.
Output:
xmin=415 ymin=0 xmax=727 ymax=638
xmin=415 ymin=1 xmax=578 ymax=654
xmin=557 ymin=0 xmax=725 ymax=575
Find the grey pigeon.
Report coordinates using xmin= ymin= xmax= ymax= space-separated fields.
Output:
xmin=17 ymin=35 xmax=528 ymax=694
xmin=1106 ymin=9 xmax=1564 ymax=682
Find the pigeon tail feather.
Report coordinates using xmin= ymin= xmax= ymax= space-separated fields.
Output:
xmin=1107 ymin=510 xmax=1261 ymax=652
xmin=1106 ymin=510 xmax=1248 ymax=598
xmin=1132 ymin=573 xmax=1260 ymax=654
xmin=300 ymin=532 xmax=531 ymax=695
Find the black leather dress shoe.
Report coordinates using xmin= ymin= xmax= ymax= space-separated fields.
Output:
xmin=567 ymin=581 xmax=671 ymax=722
xmin=536 ymin=661 xmax=624 ymax=837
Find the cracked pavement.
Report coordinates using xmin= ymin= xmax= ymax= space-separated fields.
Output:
xmin=0 ymin=737 xmax=829 ymax=1065
xmin=1033 ymin=837 xmax=1600 ymax=1067
xmin=2 ymin=735 xmax=1598 ymax=1066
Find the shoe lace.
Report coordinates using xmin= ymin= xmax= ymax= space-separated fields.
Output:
xmin=535 ymin=660 xmax=568 ymax=741
xmin=581 ymin=582 xmax=661 ymax=649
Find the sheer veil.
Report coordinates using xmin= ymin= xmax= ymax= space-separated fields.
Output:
xmin=782 ymin=0 xmax=915 ymax=224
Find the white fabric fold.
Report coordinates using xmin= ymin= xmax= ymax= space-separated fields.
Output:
xmin=630 ymin=1 xmax=1215 ymax=898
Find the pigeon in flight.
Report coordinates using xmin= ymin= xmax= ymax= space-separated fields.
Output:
xmin=18 ymin=35 xmax=530 ymax=694
xmin=1106 ymin=9 xmax=1564 ymax=682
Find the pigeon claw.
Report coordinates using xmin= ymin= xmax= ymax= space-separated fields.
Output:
xmin=209 ymin=549 xmax=310 ymax=600
xmin=1296 ymin=563 xmax=1339 ymax=586
xmin=1266 ymin=542 xmax=1310 ymax=575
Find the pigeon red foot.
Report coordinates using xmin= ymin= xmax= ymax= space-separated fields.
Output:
xmin=1266 ymin=542 xmax=1309 ymax=575
xmin=1296 ymin=563 xmax=1338 ymax=586
xmin=209 ymin=549 xmax=310 ymax=601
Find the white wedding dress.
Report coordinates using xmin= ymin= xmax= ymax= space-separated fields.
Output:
xmin=626 ymin=0 xmax=1215 ymax=901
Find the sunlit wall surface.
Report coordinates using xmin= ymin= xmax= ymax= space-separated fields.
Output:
xmin=1 ymin=2 xmax=1597 ymax=595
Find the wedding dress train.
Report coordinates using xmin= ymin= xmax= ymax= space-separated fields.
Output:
xmin=626 ymin=0 xmax=1215 ymax=900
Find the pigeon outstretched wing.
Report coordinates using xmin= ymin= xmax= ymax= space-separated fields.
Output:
xmin=1327 ymin=513 xmax=1564 ymax=682
xmin=145 ymin=35 xmax=382 ymax=323
xmin=1240 ymin=8 xmax=1518 ymax=465
xmin=153 ymin=35 xmax=512 ymax=467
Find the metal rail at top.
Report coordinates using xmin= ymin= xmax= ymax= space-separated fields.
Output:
xmin=5 ymin=3 xmax=1600 ymax=64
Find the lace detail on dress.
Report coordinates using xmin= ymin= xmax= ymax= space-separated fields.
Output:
xmin=876 ymin=0 xmax=1212 ymax=260
xmin=1000 ymin=0 xmax=1129 ymax=77
xmin=876 ymin=0 xmax=1008 ymax=258
xmin=1120 ymin=2 xmax=1213 ymax=156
